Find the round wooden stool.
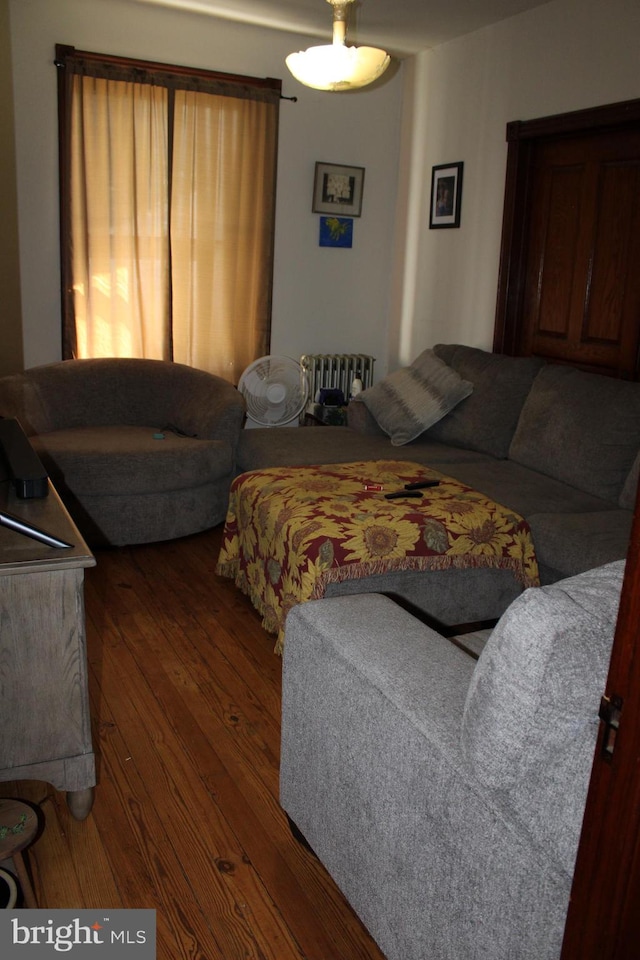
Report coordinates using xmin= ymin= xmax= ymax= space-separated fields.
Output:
xmin=0 ymin=799 xmax=39 ymax=908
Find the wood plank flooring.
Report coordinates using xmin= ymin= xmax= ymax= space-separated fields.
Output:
xmin=0 ymin=525 xmax=386 ymax=960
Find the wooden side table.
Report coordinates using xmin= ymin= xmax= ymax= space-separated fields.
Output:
xmin=0 ymin=799 xmax=39 ymax=907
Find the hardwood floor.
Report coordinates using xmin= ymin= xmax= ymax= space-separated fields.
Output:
xmin=0 ymin=525 xmax=385 ymax=960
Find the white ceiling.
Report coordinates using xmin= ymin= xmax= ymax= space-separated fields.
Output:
xmin=131 ymin=0 xmax=553 ymax=57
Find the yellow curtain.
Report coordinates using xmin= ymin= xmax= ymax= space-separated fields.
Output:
xmin=170 ymin=90 xmax=276 ymax=382
xmin=61 ymin=50 xmax=280 ymax=383
xmin=70 ymin=75 xmax=169 ymax=359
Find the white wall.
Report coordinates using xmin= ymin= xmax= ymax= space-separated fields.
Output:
xmin=0 ymin=0 xmax=23 ymax=374
xmin=10 ymin=0 xmax=640 ymax=379
xmin=8 ymin=0 xmax=403 ymax=373
xmin=390 ymin=0 xmax=640 ymax=368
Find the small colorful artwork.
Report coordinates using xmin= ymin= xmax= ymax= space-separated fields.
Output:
xmin=319 ymin=216 xmax=353 ymax=248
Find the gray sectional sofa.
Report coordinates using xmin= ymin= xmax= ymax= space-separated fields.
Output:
xmin=238 ymin=344 xmax=639 ymax=621
xmin=274 ymin=349 xmax=634 ymax=957
xmin=280 ymin=559 xmax=624 ymax=960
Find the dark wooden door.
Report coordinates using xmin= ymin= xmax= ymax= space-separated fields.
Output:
xmin=494 ymin=98 xmax=640 ymax=380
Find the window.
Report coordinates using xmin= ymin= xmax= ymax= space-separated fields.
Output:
xmin=56 ymin=45 xmax=281 ymax=383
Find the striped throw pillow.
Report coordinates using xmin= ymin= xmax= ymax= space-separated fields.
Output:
xmin=359 ymin=349 xmax=473 ymax=446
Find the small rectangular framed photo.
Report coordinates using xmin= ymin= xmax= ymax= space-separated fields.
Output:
xmin=313 ymin=162 xmax=365 ymax=218
xmin=429 ymin=161 xmax=464 ymax=229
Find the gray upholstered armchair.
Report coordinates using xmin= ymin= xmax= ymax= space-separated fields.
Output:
xmin=280 ymin=561 xmax=623 ymax=960
xmin=0 ymin=358 xmax=245 ymax=545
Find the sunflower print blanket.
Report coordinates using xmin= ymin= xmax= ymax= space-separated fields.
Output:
xmin=216 ymin=460 xmax=539 ymax=653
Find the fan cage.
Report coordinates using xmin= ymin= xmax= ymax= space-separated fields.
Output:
xmin=239 ymin=356 xmax=309 ymax=427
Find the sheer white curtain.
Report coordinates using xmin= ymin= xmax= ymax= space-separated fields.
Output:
xmin=59 ymin=47 xmax=280 ymax=383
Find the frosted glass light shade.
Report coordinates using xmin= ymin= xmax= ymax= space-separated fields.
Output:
xmin=286 ymin=43 xmax=390 ymax=91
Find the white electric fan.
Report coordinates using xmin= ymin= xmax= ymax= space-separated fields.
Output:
xmin=238 ymin=356 xmax=309 ymax=426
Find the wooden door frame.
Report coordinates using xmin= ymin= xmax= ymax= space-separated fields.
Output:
xmin=561 ymin=481 xmax=640 ymax=959
xmin=491 ymin=95 xmax=640 ymax=958
xmin=493 ymin=96 xmax=640 ymax=368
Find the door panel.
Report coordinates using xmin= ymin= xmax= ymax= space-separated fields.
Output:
xmin=527 ymin=161 xmax=583 ymax=342
xmin=521 ymin=130 xmax=640 ymax=376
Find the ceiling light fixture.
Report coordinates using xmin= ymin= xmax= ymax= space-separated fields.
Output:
xmin=286 ymin=0 xmax=390 ymax=92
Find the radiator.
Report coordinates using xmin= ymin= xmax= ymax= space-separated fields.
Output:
xmin=300 ymin=353 xmax=375 ymax=403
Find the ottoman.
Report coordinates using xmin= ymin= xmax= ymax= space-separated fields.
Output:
xmin=216 ymin=460 xmax=539 ymax=651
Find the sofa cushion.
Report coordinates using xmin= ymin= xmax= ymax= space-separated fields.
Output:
xmin=461 ymin=561 xmax=624 ymax=793
xmin=433 ymin=458 xmax=618 ymax=519
xmin=429 ymin=345 xmax=545 ymax=458
xmin=358 ymin=349 xmax=472 ymax=446
xmin=509 ymin=364 xmax=640 ymax=503
xmin=236 ymin=423 xmax=496 ymax=473
xmin=462 ymin=561 xmax=624 ymax=875
xmin=528 ymin=510 xmax=632 ymax=581
xmin=32 ymin=426 xmax=232 ymax=496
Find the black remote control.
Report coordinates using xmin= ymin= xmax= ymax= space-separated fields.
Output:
xmin=405 ymin=479 xmax=440 ymax=490
xmin=384 ymin=490 xmax=423 ymax=500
